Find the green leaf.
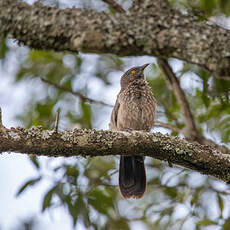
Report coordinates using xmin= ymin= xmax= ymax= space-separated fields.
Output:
xmin=29 ymin=154 xmax=40 ymax=169
xmin=217 ymin=194 xmax=224 ymax=218
xmin=16 ymin=177 xmax=41 ymax=196
xmin=64 ymin=165 xmax=79 ymax=184
xmin=80 ymin=102 xmax=92 ymax=129
xmin=196 ymin=219 xmax=218 ymax=226
xmin=42 ymin=186 xmax=57 ymax=212
xmin=75 ymin=55 xmax=83 ymax=68
xmin=223 ymin=219 xmax=230 ymax=230
xmin=65 ymin=196 xmax=78 ymax=226
xmin=220 ymin=0 xmax=230 ymax=15
xmin=164 ymin=187 xmax=177 ymax=199
xmin=202 ymin=0 xmax=216 ymax=15
xmin=105 ymin=219 xmax=130 ymax=230
xmin=160 ymin=207 xmax=174 ymax=216
xmin=0 ymin=39 xmax=8 ymax=59
xmin=65 ymin=165 xmax=79 ymax=178
xmin=87 ymin=188 xmax=114 ymax=214
xmin=223 ymin=129 xmax=230 ymax=143
xmin=191 ymin=187 xmax=202 ymax=206
xmin=75 ymin=194 xmax=90 ymax=228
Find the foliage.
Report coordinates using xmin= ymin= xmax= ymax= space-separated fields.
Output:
xmin=1 ymin=0 xmax=230 ymax=229
xmin=170 ymin=0 xmax=230 ymax=17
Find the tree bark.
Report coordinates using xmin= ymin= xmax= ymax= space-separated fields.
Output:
xmin=1 ymin=0 xmax=230 ymax=77
xmin=0 ymin=125 xmax=230 ymax=183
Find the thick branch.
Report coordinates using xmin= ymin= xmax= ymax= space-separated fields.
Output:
xmin=131 ymin=0 xmax=145 ymax=11
xmin=1 ymin=0 xmax=230 ymax=77
xmin=0 ymin=126 xmax=230 ymax=183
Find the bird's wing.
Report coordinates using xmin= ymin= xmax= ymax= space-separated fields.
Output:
xmin=109 ymin=96 xmax=120 ymax=130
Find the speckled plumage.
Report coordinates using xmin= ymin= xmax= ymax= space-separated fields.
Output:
xmin=110 ymin=79 xmax=156 ymax=131
xmin=109 ymin=64 xmax=157 ymax=199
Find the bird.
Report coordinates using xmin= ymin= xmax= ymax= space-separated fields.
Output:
xmin=109 ymin=63 xmax=157 ymax=199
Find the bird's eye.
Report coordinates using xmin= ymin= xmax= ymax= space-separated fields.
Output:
xmin=131 ymin=70 xmax=136 ymax=75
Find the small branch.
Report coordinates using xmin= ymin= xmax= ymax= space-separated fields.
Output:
xmin=54 ymin=108 xmax=60 ymax=132
xmin=41 ymin=78 xmax=113 ymax=107
xmin=101 ymin=0 xmax=125 ymax=13
xmin=0 ymin=107 xmax=7 ymax=133
xmin=0 ymin=126 xmax=230 ymax=182
xmin=0 ymin=107 xmax=2 ymax=126
xmin=155 ymin=121 xmax=181 ymax=133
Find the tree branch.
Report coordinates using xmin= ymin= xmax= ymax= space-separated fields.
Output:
xmin=1 ymin=0 xmax=230 ymax=77
xmin=0 ymin=107 xmax=2 ymax=126
xmin=0 ymin=108 xmax=7 ymax=133
xmin=101 ymin=0 xmax=125 ymax=13
xmin=155 ymin=121 xmax=181 ymax=133
xmin=41 ymin=78 xmax=113 ymax=107
xmin=54 ymin=108 xmax=60 ymax=132
xmin=0 ymin=125 xmax=230 ymax=183
xmin=131 ymin=0 xmax=164 ymax=11
xmin=158 ymin=58 xmax=230 ymax=155
xmin=158 ymin=58 xmax=200 ymax=140
xmin=131 ymin=0 xmax=144 ymax=10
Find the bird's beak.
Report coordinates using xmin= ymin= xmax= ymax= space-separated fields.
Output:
xmin=140 ymin=63 xmax=150 ymax=71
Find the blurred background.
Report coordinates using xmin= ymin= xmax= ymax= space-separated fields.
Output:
xmin=0 ymin=0 xmax=230 ymax=229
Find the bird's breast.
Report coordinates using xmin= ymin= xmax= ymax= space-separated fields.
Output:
xmin=117 ymin=84 xmax=156 ymax=131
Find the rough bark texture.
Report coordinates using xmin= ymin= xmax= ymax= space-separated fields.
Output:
xmin=0 ymin=126 xmax=230 ymax=183
xmin=1 ymin=0 xmax=230 ymax=77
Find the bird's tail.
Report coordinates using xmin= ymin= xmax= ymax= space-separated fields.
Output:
xmin=119 ymin=156 xmax=146 ymax=199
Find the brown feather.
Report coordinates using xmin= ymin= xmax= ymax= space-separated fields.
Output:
xmin=109 ymin=64 xmax=157 ymax=199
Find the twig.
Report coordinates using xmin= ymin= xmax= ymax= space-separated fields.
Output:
xmin=0 ymin=108 xmax=7 ymax=133
xmin=158 ymin=58 xmax=201 ymax=141
xmin=155 ymin=121 xmax=181 ymax=133
xmin=41 ymin=78 xmax=113 ymax=107
xmin=54 ymin=108 xmax=60 ymax=132
xmin=0 ymin=107 xmax=2 ymax=126
xmin=101 ymin=0 xmax=125 ymax=13
xmin=162 ymin=169 xmax=187 ymax=186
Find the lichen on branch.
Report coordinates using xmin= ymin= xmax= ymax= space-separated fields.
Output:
xmin=0 ymin=125 xmax=230 ymax=183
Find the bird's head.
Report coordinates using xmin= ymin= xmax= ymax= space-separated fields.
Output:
xmin=120 ymin=64 xmax=149 ymax=90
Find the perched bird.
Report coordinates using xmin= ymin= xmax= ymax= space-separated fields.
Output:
xmin=109 ymin=64 xmax=157 ymax=199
